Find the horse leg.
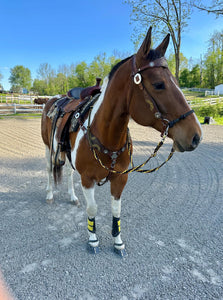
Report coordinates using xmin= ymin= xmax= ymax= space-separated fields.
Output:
xmin=110 ymin=174 xmax=128 ymax=256
xmin=66 ymin=163 xmax=80 ymax=206
xmin=81 ymin=183 xmax=100 ymax=253
xmin=45 ymin=146 xmax=54 ymax=203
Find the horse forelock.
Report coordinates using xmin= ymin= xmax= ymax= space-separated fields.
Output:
xmin=145 ymin=49 xmax=163 ymax=61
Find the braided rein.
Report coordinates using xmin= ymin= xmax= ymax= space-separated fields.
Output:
xmin=86 ymin=105 xmax=174 ymax=176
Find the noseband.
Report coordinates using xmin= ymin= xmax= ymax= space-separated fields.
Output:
xmin=132 ymin=55 xmax=194 ymax=136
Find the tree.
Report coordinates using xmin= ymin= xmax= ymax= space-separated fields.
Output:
xmin=167 ymin=52 xmax=188 ymax=75
xmin=9 ymin=65 xmax=32 ymax=92
xmin=179 ymin=68 xmax=190 ymax=87
xmin=193 ymin=0 xmax=223 ymax=16
xmin=179 ymin=65 xmax=201 ymax=87
xmin=202 ymin=30 xmax=223 ymax=88
xmin=31 ymin=79 xmax=47 ymax=95
xmin=125 ymin=0 xmax=194 ymax=81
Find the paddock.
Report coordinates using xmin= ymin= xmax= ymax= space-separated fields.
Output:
xmin=0 ymin=118 xmax=222 ymax=299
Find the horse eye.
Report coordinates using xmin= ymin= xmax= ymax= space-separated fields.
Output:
xmin=153 ymin=82 xmax=165 ymax=90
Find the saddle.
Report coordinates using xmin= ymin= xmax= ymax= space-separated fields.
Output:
xmin=67 ymin=77 xmax=101 ymax=101
xmin=47 ymin=78 xmax=102 ymax=168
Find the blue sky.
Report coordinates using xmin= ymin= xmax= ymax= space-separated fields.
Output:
xmin=0 ymin=0 xmax=222 ymax=90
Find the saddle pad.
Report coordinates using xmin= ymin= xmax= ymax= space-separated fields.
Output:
xmin=47 ymin=96 xmax=71 ymax=120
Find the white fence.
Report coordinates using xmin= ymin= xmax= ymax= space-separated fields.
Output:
xmin=0 ymin=94 xmax=37 ymax=104
xmin=0 ymin=103 xmax=44 ymax=115
xmin=0 ymin=97 xmax=222 ymax=115
xmin=188 ymin=97 xmax=223 ymax=106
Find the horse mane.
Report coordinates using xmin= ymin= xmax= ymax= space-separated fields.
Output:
xmin=109 ymin=56 xmax=133 ymax=81
xmin=108 ymin=49 xmax=164 ymax=81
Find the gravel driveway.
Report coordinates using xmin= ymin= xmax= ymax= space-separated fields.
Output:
xmin=0 ymin=118 xmax=222 ymax=299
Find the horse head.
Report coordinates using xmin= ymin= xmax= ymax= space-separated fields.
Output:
xmin=129 ymin=27 xmax=202 ymax=152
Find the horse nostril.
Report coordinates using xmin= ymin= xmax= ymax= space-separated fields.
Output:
xmin=191 ymin=133 xmax=200 ymax=149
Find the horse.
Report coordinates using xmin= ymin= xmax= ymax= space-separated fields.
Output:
xmin=41 ymin=27 xmax=202 ymax=256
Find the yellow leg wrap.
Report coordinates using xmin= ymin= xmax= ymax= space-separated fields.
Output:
xmin=112 ymin=217 xmax=121 ymax=237
xmin=88 ymin=217 xmax=96 ymax=233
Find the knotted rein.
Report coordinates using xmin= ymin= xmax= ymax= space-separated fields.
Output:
xmin=84 ymin=55 xmax=194 ymax=182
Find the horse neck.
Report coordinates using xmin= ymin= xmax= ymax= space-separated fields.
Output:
xmin=92 ymin=65 xmax=132 ymax=150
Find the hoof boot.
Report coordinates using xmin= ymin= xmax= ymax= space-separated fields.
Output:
xmin=87 ymin=241 xmax=100 ymax=254
xmin=114 ymin=245 xmax=127 ymax=258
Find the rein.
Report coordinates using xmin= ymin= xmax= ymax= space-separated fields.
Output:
xmin=83 ymin=55 xmax=194 ymax=184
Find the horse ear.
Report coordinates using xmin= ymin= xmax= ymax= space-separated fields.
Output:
xmin=136 ymin=27 xmax=152 ymax=59
xmin=155 ymin=34 xmax=170 ymax=56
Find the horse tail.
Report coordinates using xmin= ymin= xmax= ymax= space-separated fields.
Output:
xmin=53 ymin=163 xmax=63 ymax=185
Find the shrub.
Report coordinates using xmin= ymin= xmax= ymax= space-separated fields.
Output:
xmin=194 ymin=102 xmax=223 ymax=118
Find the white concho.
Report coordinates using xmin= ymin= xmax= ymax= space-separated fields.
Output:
xmin=133 ymin=73 xmax=142 ymax=85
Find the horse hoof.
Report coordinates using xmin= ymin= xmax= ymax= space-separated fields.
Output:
xmin=87 ymin=242 xmax=100 ymax=254
xmin=114 ymin=245 xmax=127 ymax=257
xmin=46 ymin=198 xmax=54 ymax=204
xmin=71 ymin=199 xmax=80 ymax=207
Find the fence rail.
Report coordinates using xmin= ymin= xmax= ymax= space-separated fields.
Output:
xmin=0 ymin=97 xmax=222 ymax=115
xmin=188 ymin=97 xmax=223 ymax=106
xmin=0 ymin=104 xmax=44 ymax=115
xmin=0 ymin=95 xmax=38 ymax=103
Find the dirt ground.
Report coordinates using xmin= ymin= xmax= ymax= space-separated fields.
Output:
xmin=0 ymin=117 xmax=222 ymax=158
xmin=0 ymin=117 xmax=223 ymax=299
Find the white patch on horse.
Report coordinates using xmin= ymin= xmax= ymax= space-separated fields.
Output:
xmin=170 ymin=77 xmax=187 ymax=100
xmin=170 ymin=77 xmax=203 ymax=136
xmin=71 ymin=76 xmax=109 ymax=169
xmin=111 ymin=196 xmax=121 ymax=217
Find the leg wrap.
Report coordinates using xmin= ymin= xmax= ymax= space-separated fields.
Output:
xmin=88 ymin=217 xmax=96 ymax=234
xmin=112 ymin=217 xmax=121 ymax=237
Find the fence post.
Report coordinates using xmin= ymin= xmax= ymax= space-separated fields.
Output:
xmin=13 ymin=103 xmax=16 ymax=114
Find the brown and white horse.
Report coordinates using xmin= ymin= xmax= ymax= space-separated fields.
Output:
xmin=41 ymin=28 xmax=202 ymax=255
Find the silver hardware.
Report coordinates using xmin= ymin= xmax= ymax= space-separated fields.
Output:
xmin=75 ymin=112 xmax=80 ymax=119
xmin=104 ymin=149 xmax=108 ymax=154
xmin=134 ymin=73 xmax=142 ymax=85
xmin=155 ymin=112 xmax=162 ymax=119
xmin=111 ymin=152 xmax=118 ymax=160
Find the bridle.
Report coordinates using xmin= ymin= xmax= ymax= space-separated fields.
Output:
xmin=131 ymin=54 xmax=194 ymax=136
xmin=84 ymin=55 xmax=194 ymax=184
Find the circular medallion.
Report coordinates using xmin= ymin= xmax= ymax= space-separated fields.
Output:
xmin=133 ymin=73 xmax=142 ymax=85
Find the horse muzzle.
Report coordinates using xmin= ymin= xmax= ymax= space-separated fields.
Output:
xmin=173 ymin=133 xmax=202 ymax=152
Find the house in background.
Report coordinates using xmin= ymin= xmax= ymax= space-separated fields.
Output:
xmin=215 ymin=84 xmax=223 ymax=95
